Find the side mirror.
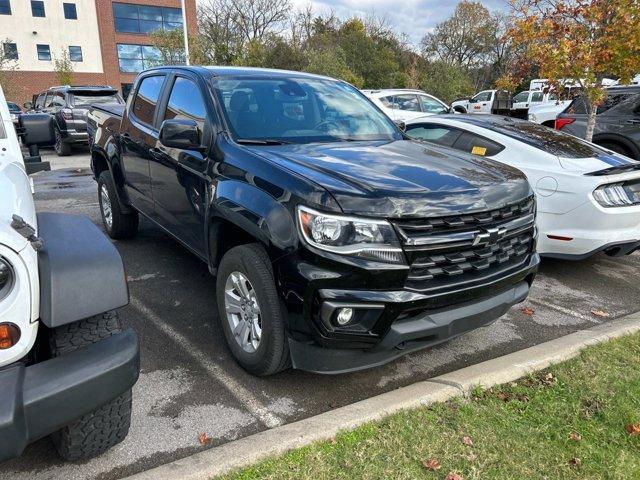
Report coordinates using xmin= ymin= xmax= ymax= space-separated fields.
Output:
xmin=159 ymin=119 xmax=201 ymax=150
xmin=19 ymin=113 xmax=54 ymax=145
xmin=23 ymin=102 xmax=33 ymax=110
xmin=395 ymin=120 xmax=406 ymax=132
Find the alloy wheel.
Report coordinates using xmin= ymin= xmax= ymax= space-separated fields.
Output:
xmin=224 ymin=271 xmax=262 ymax=353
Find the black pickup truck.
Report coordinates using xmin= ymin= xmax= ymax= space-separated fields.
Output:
xmin=87 ymin=66 xmax=539 ymax=375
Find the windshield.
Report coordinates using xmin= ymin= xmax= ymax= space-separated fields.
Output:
xmin=211 ymin=77 xmax=401 ymax=144
xmin=72 ymin=92 xmax=122 ymax=107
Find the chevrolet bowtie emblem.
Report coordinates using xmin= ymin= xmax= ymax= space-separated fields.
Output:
xmin=472 ymin=227 xmax=507 ymax=247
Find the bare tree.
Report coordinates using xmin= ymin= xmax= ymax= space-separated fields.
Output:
xmin=215 ymin=0 xmax=292 ymax=43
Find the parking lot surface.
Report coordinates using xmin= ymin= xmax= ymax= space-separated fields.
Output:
xmin=3 ymin=150 xmax=639 ymax=480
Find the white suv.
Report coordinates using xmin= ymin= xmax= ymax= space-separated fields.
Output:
xmin=362 ymin=89 xmax=450 ymax=123
xmin=0 ymin=86 xmax=138 ymax=462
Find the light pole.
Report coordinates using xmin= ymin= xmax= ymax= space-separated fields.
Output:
xmin=181 ymin=0 xmax=190 ymax=65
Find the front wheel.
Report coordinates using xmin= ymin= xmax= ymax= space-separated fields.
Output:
xmin=48 ymin=311 xmax=133 ymax=460
xmin=216 ymin=244 xmax=290 ymax=376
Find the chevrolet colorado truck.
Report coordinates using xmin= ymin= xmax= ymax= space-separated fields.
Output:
xmin=0 ymin=86 xmax=139 ymax=462
xmin=87 ymin=66 xmax=539 ymax=376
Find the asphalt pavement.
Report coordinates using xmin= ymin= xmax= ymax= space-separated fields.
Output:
xmin=3 ymin=149 xmax=639 ymax=480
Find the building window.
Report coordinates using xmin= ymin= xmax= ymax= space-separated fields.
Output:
xmin=63 ymin=2 xmax=77 ymax=19
xmin=0 ymin=0 xmax=11 ymax=15
xmin=117 ymin=44 xmax=168 ymax=73
xmin=31 ymin=0 xmax=45 ymax=17
xmin=2 ymin=42 xmax=17 ymax=60
xmin=36 ymin=44 xmax=51 ymax=61
xmin=113 ymin=3 xmax=182 ymax=34
xmin=69 ymin=45 xmax=82 ymax=62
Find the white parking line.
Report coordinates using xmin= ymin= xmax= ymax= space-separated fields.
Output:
xmin=129 ymin=296 xmax=283 ymax=429
xmin=528 ymin=298 xmax=593 ymax=321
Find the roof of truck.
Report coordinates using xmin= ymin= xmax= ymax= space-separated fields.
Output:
xmin=146 ymin=65 xmax=339 ymax=81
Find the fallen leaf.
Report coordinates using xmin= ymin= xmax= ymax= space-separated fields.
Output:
xmin=420 ymin=458 xmax=441 ymax=471
xmin=198 ymin=432 xmax=212 ymax=446
xmin=569 ymin=457 xmax=582 ymax=466
xmin=569 ymin=432 xmax=582 ymax=441
xmin=521 ymin=306 xmax=535 ymax=316
xmin=462 ymin=436 xmax=474 ymax=446
xmin=330 ymin=437 xmax=337 ymax=445
xmin=590 ymin=309 xmax=610 ymax=318
xmin=626 ymin=423 xmax=640 ymax=435
xmin=445 ymin=473 xmax=464 ymax=480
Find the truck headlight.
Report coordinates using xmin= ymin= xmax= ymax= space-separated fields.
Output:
xmin=593 ymin=181 xmax=640 ymax=207
xmin=297 ymin=206 xmax=405 ymax=264
xmin=0 ymin=257 xmax=14 ymax=301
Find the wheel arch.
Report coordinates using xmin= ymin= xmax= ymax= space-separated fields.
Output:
xmin=593 ymin=133 xmax=640 ymax=160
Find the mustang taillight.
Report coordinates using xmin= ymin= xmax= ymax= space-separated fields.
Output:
xmin=554 ymin=117 xmax=575 ymax=130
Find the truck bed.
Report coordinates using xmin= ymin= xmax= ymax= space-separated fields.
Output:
xmin=91 ymin=103 xmax=125 ymax=118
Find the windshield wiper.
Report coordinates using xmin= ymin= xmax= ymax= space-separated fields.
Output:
xmin=235 ymin=138 xmax=291 ymax=145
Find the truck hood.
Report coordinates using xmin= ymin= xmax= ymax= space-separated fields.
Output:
xmin=0 ymin=162 xmax=36 ymax=252
xmin=248 ymin=140 xmax=531 ymax=217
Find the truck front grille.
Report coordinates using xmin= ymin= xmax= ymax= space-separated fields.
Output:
xmin=393 ymin=197 xmax=536 ymax=294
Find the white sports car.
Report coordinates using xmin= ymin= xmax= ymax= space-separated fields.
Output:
xmin=405 ymin=114 xmax=640 ymax=259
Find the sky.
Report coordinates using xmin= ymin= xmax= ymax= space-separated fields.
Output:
xmin=289 ymin=0 xmax=510 ymax=45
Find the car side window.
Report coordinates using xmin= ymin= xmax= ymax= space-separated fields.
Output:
xmin=35 ymin=93 xmax=46 ymax=109
xmin=513 ymin=91 xmax=529 ymax=103
xmin=163 ymin=77 xmax=207 ymax=130
xmin=531 ymin=92 xmax=544 ymax=102
xmin=451 ymin=131 xmax=505 ymax=157
xmin=418 ymin=95 xmax=448 ymax=114
xmin=392 ymin=94 xmax=421 ymax=112
xmin=44 ymin=92 xmax=54 ymax=108
xmin=132 ymin=75 xmax=165 ymax=127
xmin=52 ymin=92 xmax=66 ymax=108
xmin=379 ymin=95 xmax=394 ymax=108
xmin=405 ymin=123 xmax=462 ymax=147
xmin=473 ymin=91 xmax=491 ymax=102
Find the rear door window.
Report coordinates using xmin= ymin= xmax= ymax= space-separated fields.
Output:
xmin=451 ymin=131 xmax=504 ymax=156
xmin=132 ymin=75 xmax=165 ymax=127
xmin=392 ymin=94 xmax=421 ymax=112
xmin=405 ymin=123 xmax=462 ymax=147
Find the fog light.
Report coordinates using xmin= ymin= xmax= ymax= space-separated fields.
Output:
xmin=336 ymin=308 xmax=354 ymax=326
xmin=0 ymin=323 xmax=20 ymax=349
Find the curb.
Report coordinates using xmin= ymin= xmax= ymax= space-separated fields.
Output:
xmin=125 ymin=312 xmax=640 ymax=480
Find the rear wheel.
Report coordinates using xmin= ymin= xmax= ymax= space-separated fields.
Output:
xmin=98 ymin=170 xmax=138 ymax=239
xmin=216 ymin=243 xmax=290 ymax=376
xmin=48 ymin=311 xmax=133 ymax=461
xmin=54 ymin=128 xmax=72 ymax=156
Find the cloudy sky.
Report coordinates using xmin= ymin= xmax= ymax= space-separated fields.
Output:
xmin=289 ymin=0 xmax=510 ymax=45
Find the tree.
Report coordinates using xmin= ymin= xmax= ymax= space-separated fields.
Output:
xmin=54 ymin=48 xmax=74 ymax=85
xmin=305 ymin=46 xmax=363 ymax=87
xmin=421 ymin=1 xmax=495 ymax=69
xmin=420 ymin=61 xmax=475 ymax=104
xmin=215 ymin=0 xmax=291 ymax=43
xmin=505 ymin=0 xmax=640 ymax=141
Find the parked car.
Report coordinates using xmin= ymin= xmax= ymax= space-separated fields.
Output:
xmin=28 ymin=85 xmax=123 ymax=156
xmin=87 ymin=66 xmax=539 ymax=376
xmin=555 ymin=85 xmax=640 ymax=159
xmin=361 ymin=89 xmax=450 ymax=123
xmin=511 ymin=90 xmax=557 ymax=119
xmin=451 ymin=90 xmax=512 ymax=115
xmin=0 ymin=86 xmax=138 ymax=462
xmin=527 ymin=100 xmax=572 ymax=127
xmin=404 ymin=114 xmax=640 ymax=259
xmin=6 ymin=101 xmax=21 ymax=128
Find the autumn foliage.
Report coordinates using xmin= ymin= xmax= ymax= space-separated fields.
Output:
xmin=503 ymin=0 xmax=640 ymax=141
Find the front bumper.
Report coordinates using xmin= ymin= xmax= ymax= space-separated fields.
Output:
xmin=0 ymin=329 xmax=139 ymax=462
xmin=287 ymin=253 xmax=538 ymax=374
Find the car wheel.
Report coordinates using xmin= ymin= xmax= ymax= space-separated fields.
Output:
xmin=216 ymin=243 xmax=291 ymax=376
xmin=98 ymin=170 xmax=138 ymax=239
xmin=54 ymin=128 xmax=72 ymax=156
xmin=598 ymin=141 xmax=634 ymax=159
xmin=48 ymin=311 xmax=132 ymax=461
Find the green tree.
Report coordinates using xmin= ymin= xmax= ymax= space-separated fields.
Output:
xmin=54 ymin=48 xmax=74 ymax=85
xmin=420 ymin=61 xmax=475 ymax=104
xmin=305 ymin=46 xmax=363 ymax=87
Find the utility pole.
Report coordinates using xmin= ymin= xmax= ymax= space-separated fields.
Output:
xmin=181 ymin=0 xmax=190 ymax=65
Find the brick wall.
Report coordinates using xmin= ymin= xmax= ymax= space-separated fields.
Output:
xmin=2 ymin=0 xmax=198 ymax=105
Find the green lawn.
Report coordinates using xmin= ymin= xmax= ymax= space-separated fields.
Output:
xmin=220 ymin=333 xmax=640 ymax=480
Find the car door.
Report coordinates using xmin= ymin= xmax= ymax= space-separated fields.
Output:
xmin=470 ymin=91 xmax=492 ymax=114
xmin=120 ymin=73 xmax=167 ymax=216
xmin=150 ymin=74 xmax=210 ymax=256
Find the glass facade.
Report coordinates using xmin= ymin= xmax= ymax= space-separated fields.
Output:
xmin=69 ymin=45 xmax=83 ymax=62
xmin=63 ymin=2 xmax=77 ymax=19
xmin=117 ymin=44 xmax=163 ymax=73
xmin=113 ymin=3 xmax=182 ymax=34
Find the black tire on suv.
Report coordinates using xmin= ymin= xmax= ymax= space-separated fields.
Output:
xmin=216 ymin=243 xmax=291 ymax=376
xmin=598 ymin=141 xmax=636 ymax=159
xmin=48 ymin=311 xmax=133 ymax=461
xmin=54 ymin=127 xmax=72 ymax=156
xmin=98 ymin=170 xmax=139 ymax=239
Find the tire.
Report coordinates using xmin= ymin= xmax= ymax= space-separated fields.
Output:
xmin=98 ymin=170 xmax=138 ymax=239
xmin=216 ymin=243 xmax=291 ymax=376
xmin=54 ymin=127 xmax=72 ymax=156
xmin=597 ymin=141 xmax=635 ymax=159
xmin=48 ymin=311 xmax=133 ymax=461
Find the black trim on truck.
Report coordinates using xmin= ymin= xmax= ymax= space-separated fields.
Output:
xmin=0 ymin=329 xmax=139 ymax=462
